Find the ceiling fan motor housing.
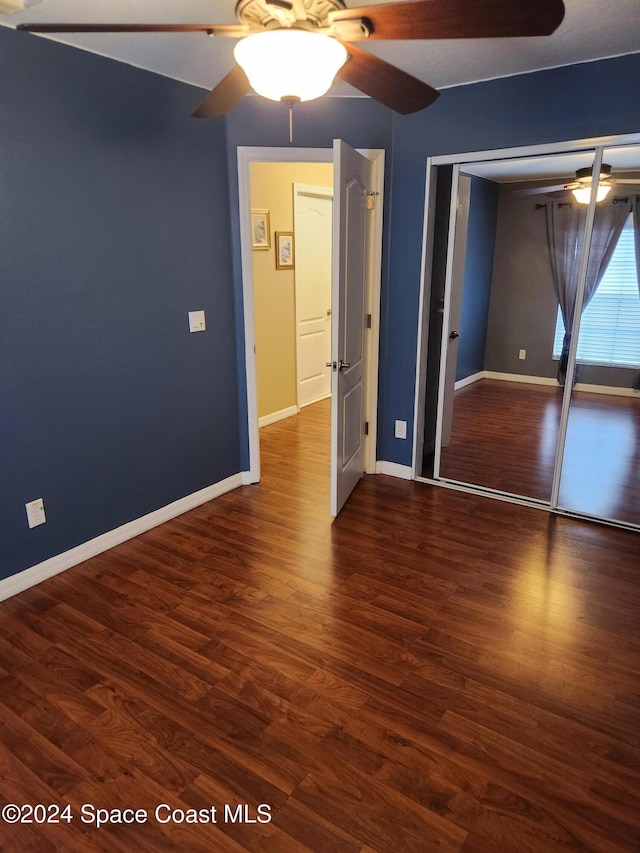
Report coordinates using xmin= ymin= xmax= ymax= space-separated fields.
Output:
xmin=575 ymin=164 xmax=612 ymax=184
xmin=236 ymin=0 xmax=347 ymax=31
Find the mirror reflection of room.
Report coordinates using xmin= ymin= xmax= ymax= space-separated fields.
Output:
xmin=429 ymin=145 xmax=640 ymax=527
xmin=558 ymin=145 xmax=640 ymax=525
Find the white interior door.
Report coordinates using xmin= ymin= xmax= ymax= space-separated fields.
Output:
xmin=331 ymin=140 xmax=372 ymax=516
xmin=293 ymin=184 xmax=333 ymax=408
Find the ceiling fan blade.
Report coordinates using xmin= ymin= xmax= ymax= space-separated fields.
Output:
xmin=337 ymin=42 xmax=438 ymax=114
xmin=510 ymin=183 xmax=568 ymax=196
xmin=17 ymin=22 xmax=245 ymax=36
xmin=330 ymin=0 xmax=565 ymax=40
xmin=192 ymin=66 xmax=251 ymax=118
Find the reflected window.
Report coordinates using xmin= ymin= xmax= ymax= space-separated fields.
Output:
xmin=552 ymin=214 xmax=640 ymax=367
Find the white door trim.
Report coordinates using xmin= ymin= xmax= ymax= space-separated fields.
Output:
xmin=237 ymin=146 xmax=384 ymax=484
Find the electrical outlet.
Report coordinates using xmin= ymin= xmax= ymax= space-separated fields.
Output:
xmin=25 ymin=498 xmax=46 ymax=529
xmin=188 ymin=310 xmax=206 ymax=333
xmin=395 ymin=419 xmax=407 ymax=439
xmin=519 ymin=349 xmax=527 ymax=360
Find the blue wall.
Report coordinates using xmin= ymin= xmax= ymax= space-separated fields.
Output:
xmin=380 ymin=52 xmax=640 ymax=466
xmin=0 ymin=28 xmax=240 ymax=578
xmin=456 ymin=176 xmax=499 ymax=382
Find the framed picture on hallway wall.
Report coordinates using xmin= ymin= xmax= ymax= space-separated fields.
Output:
xmin=275 ymin=231 xmax=295 ymax=269
xmin=251 ymin=210 xmax=270 ymax=249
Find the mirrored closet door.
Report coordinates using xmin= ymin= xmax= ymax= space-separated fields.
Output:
xmin=420 ymin=140 xmax=640 ymax=530
xmin=556 ymin=144 xmax=640 ymax=526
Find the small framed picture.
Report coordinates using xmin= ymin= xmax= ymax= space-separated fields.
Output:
xmin=275 ymin=231 xmax=295 ymax=269
xmin=251 ymin=209 xmax=271 ymax=250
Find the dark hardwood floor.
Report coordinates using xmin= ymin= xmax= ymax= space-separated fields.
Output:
xmin=1 ymin=398 xmax=640 ymax=851
xmin=435 ymin=379 xmax=640 ymax=526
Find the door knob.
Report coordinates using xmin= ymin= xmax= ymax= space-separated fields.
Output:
xmin=449 ymin=330 xmax=460 ymax=340
xmin=339 ymin=360 xmax=351 ymax=370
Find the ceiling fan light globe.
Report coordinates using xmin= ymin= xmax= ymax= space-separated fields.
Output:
xmin=572 ymin=184 xmax=611 ymax=204
xmin=234 ymin=30 xmax=348 ymax=103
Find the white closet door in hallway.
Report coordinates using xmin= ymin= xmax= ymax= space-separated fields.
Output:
xmin=294 ymin=183 xmax=333 ymax=408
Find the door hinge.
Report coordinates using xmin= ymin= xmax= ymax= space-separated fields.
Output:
xmin=366 ymin=191 xmax=378 ymax=211
xmin=366 ymin=313 xmax=372 ymax=329
xmin=364 ymin=421 xmax=369 ymax=436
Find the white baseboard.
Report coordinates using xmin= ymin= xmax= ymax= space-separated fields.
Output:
xmin=0 ymin=473 xmax=245 ymax=604
xmin=375 ymin=461 xmax=413 ymax=480
xmin=483 ymin=371 xmax=557 ymax=386
xmin=574 ymin=382 xmax=640 ymax=397
xmin=259 ymin=405 xmax=299 ymax=428
xmin=482 ymin=371 xmax=639 ymax=397
xmin=300 ymin=392 xmax=331 ymax=409
xmin=454 ymin=371 xmax=484 ymax=390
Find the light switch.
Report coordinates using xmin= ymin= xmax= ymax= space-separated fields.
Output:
xmin=188 ymin=310 xmax=206 ymax=333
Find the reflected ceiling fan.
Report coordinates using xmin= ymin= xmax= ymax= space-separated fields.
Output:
xmin=17 ymin=0 xmax=566 ymax=118
xmin=519 ymin=164 xmax=640 ymax=204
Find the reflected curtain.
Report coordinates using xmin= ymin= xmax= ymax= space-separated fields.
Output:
xmin=633 ymin=196 xmax=640 ymax=390
xmin=545 ymin=199 xmax=631 ymax=386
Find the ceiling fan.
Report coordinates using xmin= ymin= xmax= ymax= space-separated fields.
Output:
xmin=17 ymin=0 xmax=566 ymax=118
xmin=519 ymin=164 xmax=640 ymax=204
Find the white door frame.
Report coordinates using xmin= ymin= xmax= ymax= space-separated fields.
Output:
xmin=237 ymin=145 xmax=385 ymax=483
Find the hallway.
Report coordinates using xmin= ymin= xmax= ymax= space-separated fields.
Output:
xmin=0 ymin=401 xmax=639 ymax=851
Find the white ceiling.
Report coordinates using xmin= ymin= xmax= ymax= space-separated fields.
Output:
xmin=463 ymin=145 xmax=640 ymax=184
xmin=3 ymin=0 xmax=640 ymax=101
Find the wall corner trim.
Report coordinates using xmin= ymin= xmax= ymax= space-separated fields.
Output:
xmin=375 ymin=461 xmax=413 ymax=480
xmin=0 ymin=474 xmax=245 ymax=603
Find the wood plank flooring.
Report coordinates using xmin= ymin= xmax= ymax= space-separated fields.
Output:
xmin=435 ymin=379 xmax=640 ymax=526
xmin=1 ymin=398 xmax=640 ymax=851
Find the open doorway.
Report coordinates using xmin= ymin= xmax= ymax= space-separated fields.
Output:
xmin=237 ymin=145 xmax=385 ymax=502
xmin=248 ymin=161 xmax=334 ymax=428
